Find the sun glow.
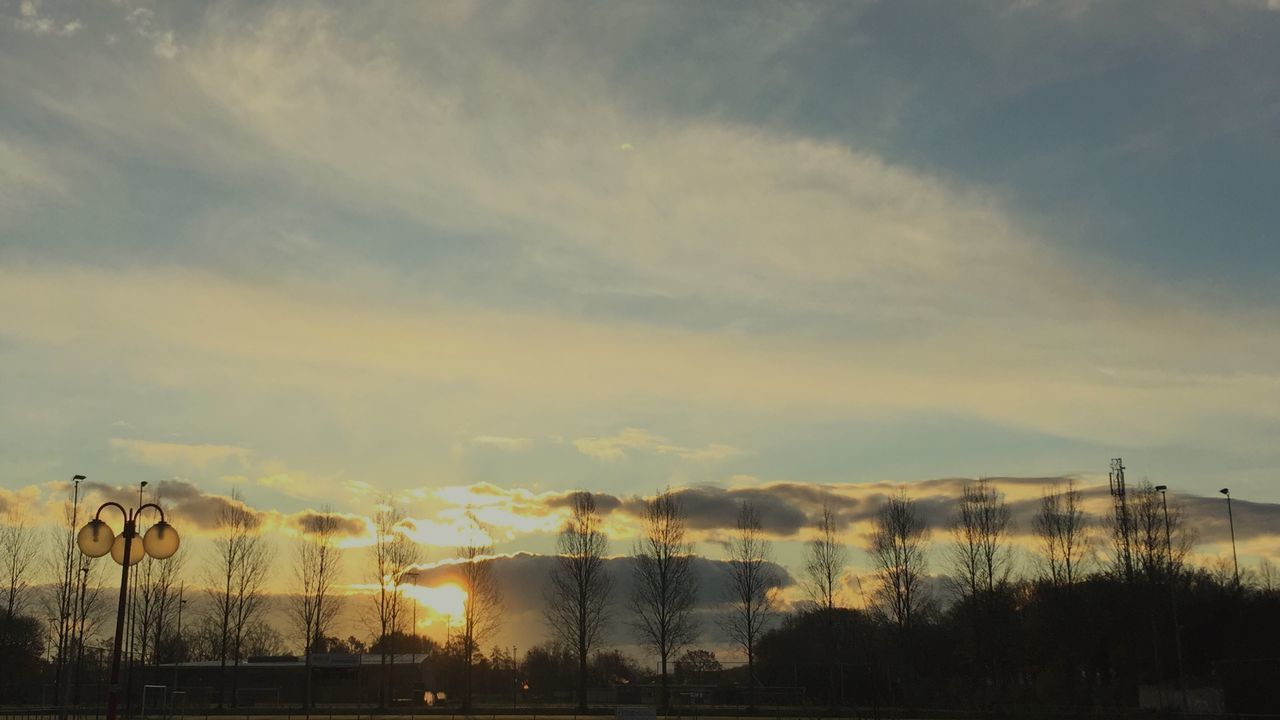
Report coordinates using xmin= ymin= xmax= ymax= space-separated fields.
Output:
xmin=402 ymin=583 xmax=467 ymax=621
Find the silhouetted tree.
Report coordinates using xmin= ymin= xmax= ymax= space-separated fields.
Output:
xmin=205 ymin=489 xmax=272 ymax=708
xmin=870 ymin=492 xmax=929 ymax=630
xmin=43 ymin=489 xmax=81 ymax=717
xmin=0 ymin=613 xmax=43 ymax=704
xmin=546 ymin=491 xmax=612 ymax=711
xmin=1 ymin=506 xmax=35 ymax=619
xmin=290 ymin=507 xmax=343 ymax=710
xmin=457 ymin=522 xmax=502 ymax=712
xmin=631 ymin=489 xmax=698 ymax=710
xmin=522 ymin=642 xmax=575 ymax=700
xmin=368 ymin=498 xmax=418 ymax=707
xmin=1258 ymin=559 xmax=1278 ymax=593
xmin=802 ymin=504 xmax=847 ymax=705
xmin=590 ymin=648 xmax=642 ymax=687
xmin=674 ymin=648 xmax=722 ymax=684
xmin=1129 ymin=481 xmax=1193 ymax=583
xmin=132 ymin=549 xmax=184 ymax=666
xmin=720 ymin=501 xmax=778 ymax=706
xmin=949 ymin=478 xmax=1012 ymax=599
xmin=1032 ymin=480 xmax=1090 ymax=586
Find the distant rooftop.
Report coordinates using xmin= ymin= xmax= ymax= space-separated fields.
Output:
xmin=158 ymin=653 xmax=433 ymax=669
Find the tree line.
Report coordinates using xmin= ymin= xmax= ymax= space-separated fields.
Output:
xmin=2 ymin=478 xmax=1277 ymax=714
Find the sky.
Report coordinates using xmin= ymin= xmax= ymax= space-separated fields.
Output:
xmin=2 ymin=0 xmax=1280 ymax=653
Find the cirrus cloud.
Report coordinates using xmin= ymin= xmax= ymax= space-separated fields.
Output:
xmin=109 ymin=438 xmax=250 ymax=473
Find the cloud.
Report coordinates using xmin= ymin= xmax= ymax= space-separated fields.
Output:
xmin=574 ymin=428 xmax=742 ymax=462
xmin=419 ymin=477 xmax=1280 ymax=554
xmin=574 ymin=428 xmax=666 ymax=461
xmin=11 ymin=0 xmax=82 ymax=37
xmin=400 ymin=516 xmax=494 ymax=549
xmin=1167 ymin=493 xmax=1280 ymax=547
xmin=0 ymin=484 xmax=42 ymax=517
xmin=414 ymin=477 xmax=1034 ymax=542
xmin=543 ymin=490 xmax=623 ymax=515
xmin=80 ymin=478 xmax=267 ymax=532
xmin=286 ymin=509 xmax=369 ymax=539
xmin=108 ymin=438 xmax=250 ymax=472
xmin=470 ymin=435 xmax=535 ymax=452
xmin=125 ymin=7 xmax=179 ymax=59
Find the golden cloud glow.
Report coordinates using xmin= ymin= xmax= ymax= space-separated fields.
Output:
xmin=108 ymin=438 xmax=250 ymax=471
xmin=573 ymin=427 xmax=741 ymax=461
xmin=403 ymin=583 xmax=468 ymax=621
xmin=400 ymin=516 xmax=495 ymax=548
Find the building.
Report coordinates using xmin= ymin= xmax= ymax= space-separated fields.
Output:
xmin=154 ymin=653 xmax=440 ymax=708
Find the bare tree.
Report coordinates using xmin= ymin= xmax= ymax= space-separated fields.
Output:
xmin=43 ymin=485 xmax=85 ymax=718
xmin=143 ymin=486 xmax=186 ymax=676
xmin=720 ymin=501 xmax=779 ymax=705
xmin=68 ymin=556 xmax=105 ymax=708
xmin=802 ymin=504 xmax=847 ymax=613
xmin=869 ymin=492 xmax=929 ymax=631
xmin=801 ymin=504 xmax=847 ymax=706
xmin=291 ymin=508 xmax=343 ymax=711
xmin=457 ymin=523 xmax=502 ymax=712
xmin=1032 ymin=480 xmax=1090 ymax=586
xmin=131 ymin=550 xmax=184 ymax=668
xmin=1 ymin=506 xmax=35 ymax=619
xmin=205 ymin=489 xmax=272 ymax=708
xmin=1258 ymin=559 xmax=1278 ymax=594
xmin=368 ymin=499 xmax=419 ymax=707
xmin=949 ymin=478 xmax=1012 ymax=599
xmin=630 ymin=489 xmax=698 ymax=710
xmin=1130 ymin=481 xmax=1193 ymax=583
xmin=545 ymin=492 xmax=612 ymax=711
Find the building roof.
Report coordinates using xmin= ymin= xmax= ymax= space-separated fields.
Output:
xmin=158 ymin=653 xmax=433 ymax=669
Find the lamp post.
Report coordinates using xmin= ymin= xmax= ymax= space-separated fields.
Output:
xmin=1154 ymin=485 xmax=1188 ymax=710
xmin=174 ymin=584 xmax=186 ymax=692
xmin=402 ymin=570 xmax=420 ymax=647
xmin=1219 ymin=488 xmax=1239 ymax=586
xmin=57 ymin=474 xmax=87 ymax=720
xmin=77 ymin=499 xmax=180 ymax=720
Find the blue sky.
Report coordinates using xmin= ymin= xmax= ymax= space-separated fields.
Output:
xmin=3 ymin=0 xmax=1279 ymax=601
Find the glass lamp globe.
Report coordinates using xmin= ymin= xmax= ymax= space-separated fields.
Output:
xmin=77 ymin=519 xmax=115 ymax=558
xmin=142 ymin=521 xmax=180 ymax=559
xmin=110 ymin=533 xmax=145 ymax=566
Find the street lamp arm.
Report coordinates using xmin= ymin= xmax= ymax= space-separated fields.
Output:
xmin=136 ymin=503 xmax=167 ymax=522
xmin=94 ymin=502 xmax=129 ymax=522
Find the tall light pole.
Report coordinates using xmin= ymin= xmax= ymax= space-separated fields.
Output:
xmin=1219 ymin=488 xmax=1239 ymax=586
xmin=173 ymin=583 xmax=186 ymax=695
xmin=401 ymin=570 xmax=420 ymax=647
xmin=57 ymin=474 xmax=86 ymax=720
xmin=77 ymin=497 xmax=181 ymax=720
xmin=1154 ymin=485 xmax=1188 ymax=710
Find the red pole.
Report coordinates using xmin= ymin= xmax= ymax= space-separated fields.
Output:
xmin=105 ymin=519 xmax=134 ymax=720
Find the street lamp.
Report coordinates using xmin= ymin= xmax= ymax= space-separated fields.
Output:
xmin=1154 ymin=485 xmax=1188 ymax=710
xmin=402 ymin=570 xmax=420 ymax=645
xmin=1219 ymin=488 xmax=1239 ymax=586
xmin=77 ymin=498 xmax=181 ymax=720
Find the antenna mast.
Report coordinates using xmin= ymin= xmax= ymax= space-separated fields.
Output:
xmin=1109 ymin=457 xmax=1134 ymax=583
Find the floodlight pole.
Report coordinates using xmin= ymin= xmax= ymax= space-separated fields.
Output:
xmin=1155 ymin=486 xmax=1188 ymax=710
xmin=1220 ymin=488 xmax=1239 ymax=586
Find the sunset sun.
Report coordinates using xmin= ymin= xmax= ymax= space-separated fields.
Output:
xmin=403 ymin=583 xmax=467 ymax=622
